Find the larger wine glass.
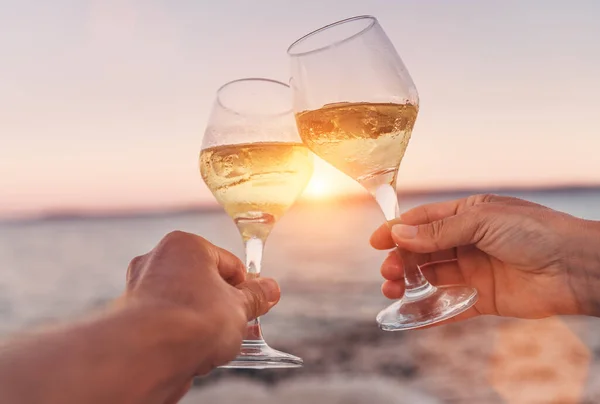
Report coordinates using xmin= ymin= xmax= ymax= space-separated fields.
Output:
xmin=199 ymin=78 xmax=313 ymax=367
xmin=288 ymin=16 xmax=478 ymax=330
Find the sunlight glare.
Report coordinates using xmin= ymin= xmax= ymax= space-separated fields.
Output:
xmin=303 ymin=176 xmax=331 ymax=199
xmin=302 ymin=158 xmax=361 ymax=200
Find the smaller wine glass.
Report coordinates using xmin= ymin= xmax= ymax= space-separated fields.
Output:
xmin=199 ymin=78 xmax=313 ymax=367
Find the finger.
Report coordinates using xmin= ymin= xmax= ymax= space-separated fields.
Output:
xmin=381 ymin=251 xmax=404 ymax=281
xmin=400 ymin=199 xmax=464 ymax=226
xmin=213 ymin=245 xmax=246 ymax=286
xmin=370 ymin=194 xmax=514 ymax=250
xmin=371 ymin=199 xmax=468 ymax=250
xmin=382 ymin=260 xmax=464 ymax=299
xmin=153 ymin=231 xmax=246 ymax=285
xmin=237 ymin=278 xmax=281 ymax=320
xmin=380 ymin=249 xmax=458 ymax=281
xmin=382 ymin=280 xmax=404 ymax=299
xmin=390 ymin=206 xmax=493 ymax=253
xmin=370 ymin=222 xmax=397 ymax=250
xmin=400 ymin=194 xmax=526 ymax=225
xmin=126 ymin=253 xmax=149 ymax=286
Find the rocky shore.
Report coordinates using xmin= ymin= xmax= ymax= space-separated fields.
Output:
xmin=185 ymin=316 xmax=600 ymax=404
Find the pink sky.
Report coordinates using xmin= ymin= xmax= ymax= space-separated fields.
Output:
xmin=1 ymin=0 xmax=599 ymax=217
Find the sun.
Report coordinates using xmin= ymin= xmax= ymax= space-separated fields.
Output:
xmin=303 ymin=176 xmax=331 ymax=199
xmin=301 ymin=158 xmax=361 ymax=200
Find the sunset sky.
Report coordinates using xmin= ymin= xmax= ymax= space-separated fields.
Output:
xmin=1 ymin=0 xmax=599 ymax=217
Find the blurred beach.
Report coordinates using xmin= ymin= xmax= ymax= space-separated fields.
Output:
xmin=2 ymin=188 xmax=600 ymax=403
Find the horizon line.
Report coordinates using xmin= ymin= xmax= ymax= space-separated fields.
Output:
xmin=2 ymin=183 xmax=600 ymax=224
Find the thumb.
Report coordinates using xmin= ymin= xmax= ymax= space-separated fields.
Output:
xmin=237 ymin=278 xmax=281 ymax=321
xmin=391 ymin=208 xmax=487 ymax=253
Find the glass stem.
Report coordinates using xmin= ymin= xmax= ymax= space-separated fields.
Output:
xmin=243 ymin=237 xmax=266 ymax=343
xmin=374 ymin=184 xmax=435 ymax=300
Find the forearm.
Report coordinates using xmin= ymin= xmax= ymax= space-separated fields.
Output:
xmin=0 ymin=302 xmax=208 ymax=404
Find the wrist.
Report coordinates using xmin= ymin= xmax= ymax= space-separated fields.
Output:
xmin=115 ymin=297 xmax=210 ymax=374
xmin=566 ymin=219 xmax=600 ymax=317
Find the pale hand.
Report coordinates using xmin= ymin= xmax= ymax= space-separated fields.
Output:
xmin=370 ymin=194 xmax=600 ymax=323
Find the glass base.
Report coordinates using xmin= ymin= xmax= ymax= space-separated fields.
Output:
xmin=219 ymin=340 xmax=303 ymax=369
xmin=376 ymin=284 xmax=478 ymax=331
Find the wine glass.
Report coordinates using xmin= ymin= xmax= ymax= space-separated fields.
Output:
xmin=199 ymin=78 xmax=313 ymax=367
xmin=288 ymin=16 xmax=478 ymax=330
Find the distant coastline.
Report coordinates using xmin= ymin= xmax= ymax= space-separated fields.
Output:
xmin=2 ymin=183 xmax=600 ymax=224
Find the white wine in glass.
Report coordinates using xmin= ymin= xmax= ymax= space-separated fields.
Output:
xmin=201 ymin=142 xmax=312 ymax=241
xmin=200 ymin=79 xmax=313 ymax=368
xmin=289 ymin=16 xmax=478 ymax=330
xmin=296 ymin=102 xmax=417 ymax=188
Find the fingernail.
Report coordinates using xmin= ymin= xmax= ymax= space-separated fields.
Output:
xmin=258 ymin=278 xmax=280 ymax=302
xmin=392 ymin=224 xmax=418 ymax=239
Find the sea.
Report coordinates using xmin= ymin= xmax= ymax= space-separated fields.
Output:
xmin=2 ymin=188 xmax=600 ymax=403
